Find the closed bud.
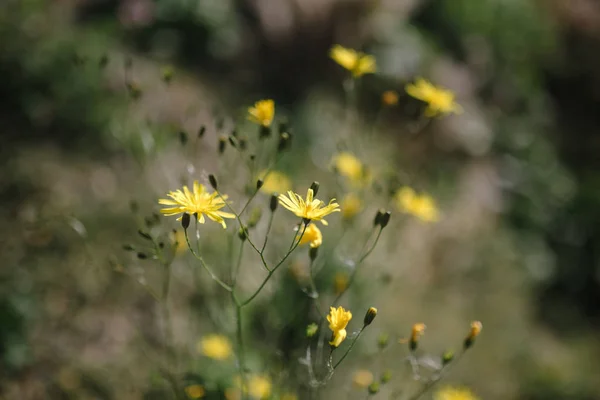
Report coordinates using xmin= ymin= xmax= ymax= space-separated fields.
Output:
xmin=277 ymin=132 xmax=291 ymax=152
xmin=269 ymin=194 xmax=278 ymax=212
xmin=309 ymin=181 xmax=320 ymax=196
xmin=198 ymin=126 xmax=206 ymax=138
xmin=238 ymin=227 xmax=248 ymax=241
xmin=161 ymin=65 xmax=174 ymax=84
xmin=122 ymin=244 xmax=135 ymax=251
xmin=208 ymin=174 xmax=218 ymax=190
xmin=309 ymin=246 xmax=318 ymax=261
xmin=137 ymin=252 xmax=148 ymax=260
xmin=228 ymin=136 xmax=237 ymax=148
xmin=368 ymin=383 xmax=380 ymax=395
xmin=442 ymin=350 xmax=454 ymax=366
xmin=379 ymin=211 xmax=391 ymax=228
xmin=380 ymin=370 xmax=392 ymax=384
xmin=373 ymin=209 xmax=384 ymax=226
xmin=256 ymin=179 xmax=264 ymax=190
xmin=138 ymin=230 xmax=152 ymax=240
xmin=363 ymin=307 xmax=378 ymax=327
xmin=218 ymin=136 xmax=227 ymax=154
xmin=464 ymin=321 xmax=482 ymax=349
xmin=179 ymin=130 xmax=188 ymax=146
xmin=181 ymin=213 xmax=191 ymax=230
xmin=377 ymin=333 xmax=389 ymax=350
xmin=259 ymin=125 xmax=271 ymax=139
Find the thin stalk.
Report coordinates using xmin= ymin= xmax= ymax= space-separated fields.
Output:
xmin=184 ymin=230 xmax=232 ymax=292
xmin=232 ymin=294 xmax=248 ymax=400
xmin=333 ymin=327 xmax=365 ymax=369
xmin=232 ymin=240 xmax=245 ymax=288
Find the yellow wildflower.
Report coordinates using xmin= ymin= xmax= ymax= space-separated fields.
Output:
xmin=333 ymin=272 xmax=349 ymax=295
xmin=352 ymin=369 xmax=374 ymax=389
xmin=158 ymin=181 xmax=235 ymax=228
xmin=197 ymin=334 xmax=232 ymax=360
xmin=327 ymin=306 xmax=352 ymax=347
xmin=332 ymin=152 xmax=370 ymax=186
xmin=341 ymin=193 xmax=362 ymax=219
xmin=170 ymin=229 xmax=187 ymax=255
xmin=381 ymin=90 xmax=399 ymax=106
xmin=248 ymin=375 xmax=272 ymax=399
xmin=298 ymin=223 xmax=322 ymax=248
xmin=259 ymin=169 xmax=291 ymax=194
xmin=405 ymin=78 xmax=462 ymax=117
xmin=278 ymin=188 xmax=340 ymax=225
xmin=434 ymin=386 xmax=479 ymax=400
xmin=330 ymin=44 xmax=376 ymax=78
xmin=248 ymin=99 xmax=275 ymax=127
xmin=395 ymin=187 xmax=439 ymax=222
xmin=468 ymin=321 xmax=483 ymax=340
xmin=185 ymin=384 xmax=205 ymax=399
xmin=411 ymin=323 xmax=426 ymax=343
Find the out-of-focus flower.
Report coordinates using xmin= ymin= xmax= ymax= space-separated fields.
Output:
xmin=330 ymin=45 xmax=376 ymax=78
xmin=185 ymin=384 xmax=205 ymax=399
xmin=382 ymin=90 xmax=399 ymax=106
xmin=278 ymin=189 xmax=340 ymax=225
xmin=306 ymin=323 xmax=319 ymax=337
xmin=327 ymin=306 xmax=352 ymax=347
xmin=197 ymin=334 xmax=232 ymax=360
xmin=298 ymin=223 xmax=322 ymax=248
xmin=405 ymin=78 xmax=462 ymax=117
xmin=233 ymin=375 xmax=272 ymax=399
xmin=334 ymin=272 xmax=349 ymax=295
xmin=248 ymin=99 xmax=275 ymax=127
xmin=464 ymin=321 xmax=483 ymax=349
xmin=341 ymin=193 xmax=363 ymax=220
xmin=258 ymin=170 xmax=291 ymax=194
xmin=434 ymin=386 xmax=479 ymax=400
xmin=170 ymin=229 xmax=187 ymax=255
xmin=353 ymin=369 xmax=374 ymax=389
xmin=158 ymin=181 xmax=235 ymax=228
xmin=395 ymin=187 xmax=439 ymax=222
xmin=332 ymin=152 xmax=371 ymax=187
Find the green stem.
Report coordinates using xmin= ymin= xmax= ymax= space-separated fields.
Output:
xmin=232 ymin=240 xmax=245 ymax=288
xmin=232 ymin=294 xmax=248 ymax=400
xmin=333 ymin=327 xmax=365 ymax=369
xmin=184 ymin=229 xmax=232 ymax=292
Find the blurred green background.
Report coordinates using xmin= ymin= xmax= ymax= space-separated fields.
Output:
xmin=2 ymin=0 xmax=600 ymax=399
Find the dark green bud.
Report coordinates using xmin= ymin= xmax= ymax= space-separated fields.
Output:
xmin=309 ymin=181 xmax=320 ymax=196
xmin=259 ymin=125 xmax=271 ymax=139
xmin=269 ymin=194 xmax=278 ymax=212
xmin=256 ymin=179 xmax=264 ymax=190
xmin=238 ymin=227 xmax=248 ymax=241
xmin=309 ymin=246 xmax=318 ymax=261
xmin=368 ymin=382 xmax=380 ymax=395
xmin=138 ymin=230 xmax=152 ymax=240
xmin=198 ymin=126 xmax=206 ymax=138
xmin=137 ymin=252 xmax=148 ymax=260
xmin=179 ymin=130 xmax=188 ymax=146
xmin=181 ymin=213 xmax=191 ymax=230
xmin=379 ymin=211 xmax=391 ymax=228
xmin=208 ymin=174 xmax=218 ymax=190
xmin=363 ymin=307 xmax=378 ymax=327
xmin=218 ymin=136 xmax=227 ymax=154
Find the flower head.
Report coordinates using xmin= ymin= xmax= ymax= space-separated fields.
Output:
xmin=278 ymin=188 xmax=340 ymax=225
xmin=234 ymin=375 xmax=272 ymax=399
xmin=434 ymin=386 xmax=479 ymax=400
xmin=341 ymin=193 xmax=363 ymax=220
xmin=158 ymin=181 xmax=235 ymax=228
xmin=330 ymin=45 xmax=376 ymax=78
xmin=464 ymin=320 xmax=483 ymax=349
xmin=382 ymin=90 xmax=399 ymax=106
xmin=248 ymin=99 xmax=275 ymax=127
xmin=298 ymin=223 xmax=322 ymax=248
xmin=395 ymin=187 xmax=439 ymax=222
xmin=327 ymin=306 xmax=352 ymax=347
xmin=258 ymin=169 xmax=291 ymax=194
xmin=185 ymin=384 xmax=205 ymax=399
xmin=411 ymin=323 xmax=426 ymax=343
xmin=353 ymin=369 xmax=374 ymax=389
xmin=198 ymin=334 xmax=232 ymax=360
xmin=332 ymin=152 xmax=371 ymax=186
xmin=406 ymin=78 xmax=462 ymax=117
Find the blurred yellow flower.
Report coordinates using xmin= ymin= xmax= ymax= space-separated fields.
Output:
xmin=434 ymin=386 xmax=479 ymax=400
xmin=278 ymin=188 xmax=340 ymax=225
xmin=185 ymin=384 xmax=205 ymax=399
xmin=395 ymin=187 xmax=439 ymax=222
xmin=234 ymin=375 xmax=272 ymax=399
xmin=330 ymin=45 xmax=376 ymax=78
xmin=341 ymin=193 xmax=363 ymax=219
xmin=158 ymin=181 xmax=235 ymax=228
xmin=198 ymin=334 xmax=232 ymax=360
xmin=405 ymin=78 xmax=462 ymax=117
xmin=332 ymin=152 xmax=369 ymax=185
xmin=259 ymin=170 xmax=291 ymax=194
xmin=298 ymin=223 xmax=322 ymax=248
xmin=411 ymin=323 xmax=426 ymax=343
xmin=333 ymin=272 xmax=349 ymax=295
xmin=352 ymin=369 xmax=374 ymax=389
xmin=248 ymin=99 xmax=275 ymax=127
xmin=327 ymin=306 xmax=352 ymax=347
xmin=468 ymin=321 xmax=483 ymax=339
xmin=170 ymin=229 xmax=188 ymax=255
xmin=382 ymin=90 xmax=399 ymax=106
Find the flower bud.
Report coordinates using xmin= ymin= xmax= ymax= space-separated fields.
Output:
xmin=309 ymin=181 xmax=320 ymax=196
xmin=256 ymin=179 xmax=264 ymax=190
xmin=181 ymin=213 xmax=191 ymax=230
xmin=228 ymin=136 xmax=237 ymax=148
xmin=198 ymin=126 xmax=206 ymax=138
xmin=363 ymin=307 xmax=378 ymax=327
xmin=238 ymin=227 xmax=248 ymax=241
xmin=208 ymin=174 xmax=218 ymax=190
xmin=309 ymin=246 xmax=318 ymax=261
xmin=179 ymin=130 xmax=188 ymax=146
xmin=442 ymin=350 xmax=454 ymax=366
xmin=464 ymin=321 xmax=482 ymax=349
xmin=373 ymin=209 xmax=384 ymax=226
xmin=409 ymin=323 xmax=426 ymax=351
xmin=377 ymin=333 xmax=389 ymax=350
xmin=379 ymin=211 xmax=391 ymax=228
xmin=122 ymin=244 xmax=135 ymax=251
xmin=380 ymin=370 xmax=392 ymax=384
xmin=368 ymin=382 xmax=380 ymax=395
xmin=137 ymin=252 xmax=148 ymax=260
xmin=161 ymin=65 xmax=174 ymax=84
xmin=306 ymin=323 xmax=318 ymax=337
xmin=269 ymin=194 xmax=278 ymax=212
xmin=239 ymin=138 xmax=247 ymax=150
xmin=218 ymin=136 xmax=227 ymax=154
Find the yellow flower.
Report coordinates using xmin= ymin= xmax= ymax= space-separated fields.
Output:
xmin=434 ymin=386 xmax=479 ymax=400
xmin=298 ymin=223 xmax=322 ymax=248
xmin=332 ymin=152 xmax=367 ymax=184
xmin=333 ymin=272 xmax=349 ymax=295
xmin=327 ymin=306 xmax=352 ymax=347
xmin=185 ymin=384 xmax=205 ymax=399
xmin=341 ymin=193 xmax=362 ymax=220
xmin=410 ymin=323 xmax=426 ymax=343
xmin=330 ymin=44 xmax=376 ymax=78
xmin=158 ymin=181 xmax=235 ymax=228
xmin=170 ymin=229 xmax=188 ymax=255
xmin=406 ymin=78 xmax=462 ymax=117
xmin=468 ymin=321 xmax=483 ymax=340
xmin=382 ymin=90 xmax=399 ymax=106
xmin=395 ymin=187 xmax=439 ymax=222
xmin=248 ymin=99 xmax=275 ymax=127
xmin=259 ymin=170 xmax=291 ymax=194
xmin=234 ymin=375 xmax=272 ymax=399
xmin=352 ymin=369 xmax=374 ymax=389
xmin=197 ymin=334 xmax=232 ymax=360
xmin=278 ymin=188 xmax=340 ymax=225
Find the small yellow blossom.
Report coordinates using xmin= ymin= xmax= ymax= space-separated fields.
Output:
xmin=434 ymin=386 xmax=479 ymax=400
xmin=395 ymin=187 xmax=439 ymax=222
xmin=234 ymin=375 xmax=272 ymax=399
xmin=198 ymin=334 xmax=232 ymax=360
xmin=330 ymin=44 xmax=376 ymax=78
xmin=333 ymin=272 xmax=349 ymax=295
xmin=332 ymin=152 xmax=370 ymax=186
xmin=248 ymin=99 xmax=275 ymax=127
xmin=259 ymin=170 xmax=291 ymax=194
xmin=405 ymin=78 xmax=462 ymax=117
xmin=468 ymin=321 xmax=483 ymax=340
xmin=341 ymin=193 xmax=363 ymax=220
xmin=185 ymin=384 xmax=206 ymax=399
xmin=411 ymin=323 xmax=426 ymax=343
xmin=327 ymin=306 xmax=352 ymax=347
xmin=353 ymin=369 xmax=374 ymax=389
xmin=382 ymin=90 xmax=399 ymax=106
xmin=158 ymin=181 xmax=235 ymax=228
xmin=298 ymin=223 xmax=322 ymax=248
xmin=278 ymin=188 xmax=340 ymax=225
